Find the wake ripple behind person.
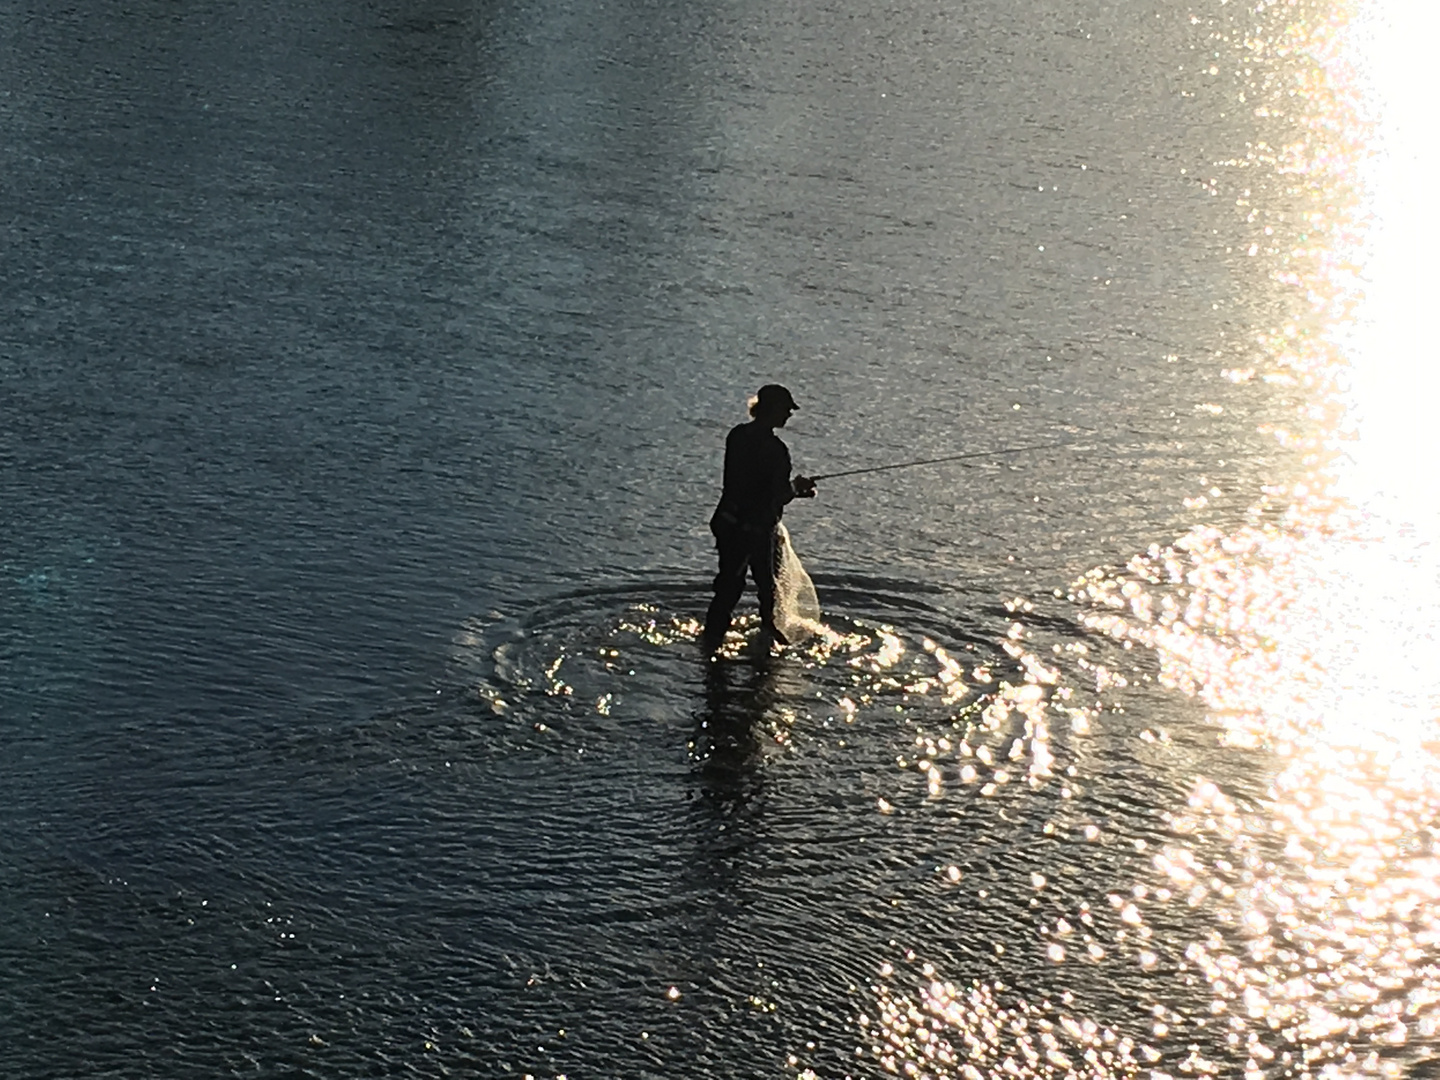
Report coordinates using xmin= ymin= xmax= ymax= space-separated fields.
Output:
xmin=701 ymin=384 xmax=817 ymax=652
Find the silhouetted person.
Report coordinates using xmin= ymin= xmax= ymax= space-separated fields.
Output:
xmin=701 ymin=384 xmax=816 ymax=652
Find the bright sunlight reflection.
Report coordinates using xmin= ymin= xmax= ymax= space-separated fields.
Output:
xmin=857 ymin=2 xmax=1440 ymax=1077
xmin=1072 ymin=2 xmax=1440 ymax=1076
xmin=1334 ymin=0 xmax=1440 ymax=530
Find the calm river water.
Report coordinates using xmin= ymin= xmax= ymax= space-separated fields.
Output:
xmin=4 ymin=0 xmax=1438 ymax=1077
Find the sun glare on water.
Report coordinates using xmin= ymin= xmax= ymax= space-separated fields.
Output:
xmin=1080 ymin=1 xmax=1440 ymax=1074
xmin=852 ymin=2 xmax=1440 ymax=1077
xmin=1319 ymin=0 xmax=1440 ymax=752
xmin=1212 ymin=0 xmax=1440 ymax=755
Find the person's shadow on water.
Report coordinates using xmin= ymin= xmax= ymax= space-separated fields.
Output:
xmin=691 ymin=659 xmax=771 ymax=812
xmin=688 ymin=650 xmax=812 ymax=821
xmin=681 ymin=657 xmax=787 ymax=944
xmin=689 ymin=656 xmax=788 ymax=824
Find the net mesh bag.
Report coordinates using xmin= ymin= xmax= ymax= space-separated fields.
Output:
xmin=772 ymin=523 xmax=827 ymax=644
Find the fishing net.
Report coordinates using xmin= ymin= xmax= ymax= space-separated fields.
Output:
xmin=772 ymin=522 xmax=826 ymax=644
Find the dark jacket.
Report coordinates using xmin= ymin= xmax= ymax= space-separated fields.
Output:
xmin=710 ymin=420 xmax=795 ymax=533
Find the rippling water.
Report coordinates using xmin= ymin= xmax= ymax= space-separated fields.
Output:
xmin=3 ymin=0 xmax=1437 ymax=1077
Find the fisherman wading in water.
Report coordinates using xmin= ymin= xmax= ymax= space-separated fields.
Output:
xmin=701 ymin=384 xmax=817 ymax=653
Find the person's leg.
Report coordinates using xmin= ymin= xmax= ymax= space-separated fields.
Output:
xmin=702 ymin=528 xmax=750 ymax=649
xmin=750 ymin=527 xmax=787 ymax=645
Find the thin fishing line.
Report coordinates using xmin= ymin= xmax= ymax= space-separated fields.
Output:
xmin=810 ymin=438 xmax=1089 ymax=482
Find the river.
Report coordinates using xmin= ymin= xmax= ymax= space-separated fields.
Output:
xmin=3 ymin=0 xmax=1437 ymax=1077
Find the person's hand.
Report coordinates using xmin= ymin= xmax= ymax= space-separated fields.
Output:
xmin=793 ymin=475 xmax=817 ymax=498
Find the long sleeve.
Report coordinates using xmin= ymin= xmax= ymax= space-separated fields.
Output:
xmin=714 ymin=422 xmax=795 ymax=529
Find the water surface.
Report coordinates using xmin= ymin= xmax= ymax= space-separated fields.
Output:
xmin=3 ymin=0 xmax=1436 ymax=1077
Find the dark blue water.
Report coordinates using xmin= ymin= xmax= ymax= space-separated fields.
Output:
xmin=7 ymin=0 xmax=1432 ymax=1077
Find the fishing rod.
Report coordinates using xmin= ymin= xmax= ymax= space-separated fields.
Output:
xmin=810 ymin=438 xmax=1088 ymax=482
